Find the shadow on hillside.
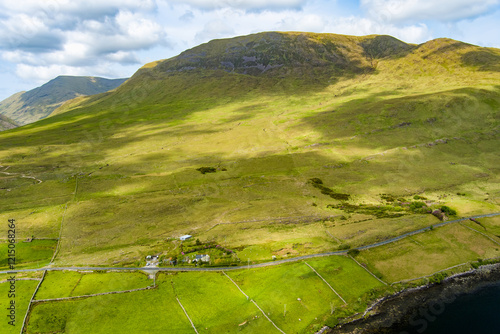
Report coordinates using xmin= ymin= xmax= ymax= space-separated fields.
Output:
xmin=360 ymin=35 xmax=416 ymax=60
xmin=298 ymin=85 xmax=500 ymax=150
xmin=0 ymin=66 xmax=369 ymax=152
xmin=461 ymin=50 xmax=500 ymax=72
xmin=420 ymin=41 xmax=472 ymax=59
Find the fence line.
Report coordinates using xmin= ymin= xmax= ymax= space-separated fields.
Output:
xmin=250 ymin=299 xmax=286 ymax=334
xmin=20 ymin=270 xmax=46 ymax=334
xmin=348 ymin=255 xmax=388 ymax=286
xmin=391 ymin=262 xmax=472 ymax=285
xmin=206 ymin=215 xmax=341 ymax=232
xmin=222 ymin=271 xmax=249 ymax=299
xmin=176 ymin=297 xmax=199 ymax=334
xmin=33 ymin=285 xmax=155 ymax=303
xmin=50 ymin=203 xmax=68 ymax=264
xmin=304 ymin=262 xmax=347 ymax=305
xmin=459 ymin=222 xmax=500 ymax=246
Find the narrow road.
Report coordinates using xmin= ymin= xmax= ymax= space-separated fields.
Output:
xmin=2 ymin=212 xmax=499 ymax=275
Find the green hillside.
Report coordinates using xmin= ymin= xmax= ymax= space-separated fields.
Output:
xmin=0 ymin=31 xmax=499 ymax=268
xmin=0 ymin=113 xmax=18 ymax=131
xmin=0 ymin=75 xmax=127 ymax=126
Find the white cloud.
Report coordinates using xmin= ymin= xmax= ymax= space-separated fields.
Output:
xmin=0 ymin=0 xmax=157 ymax=17
xmin=361 ymin=0 xmax=500 ymax=22
xmin=166 ymin=0 xmax=307 ymax=11
xmin=328 ymin=16 xmax=431 ymax=43
xmin=15 ymin=63 xmax=88 ymax=82
xmin=195 ymin=20 xmax=235 ymax=42
xmin=0 ymin=2 xmax=167 ymax=82
xmin=277 ymin=13 xmax=328 ymax=32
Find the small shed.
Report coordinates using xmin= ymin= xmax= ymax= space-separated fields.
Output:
xmin=180 ymin=235 xmax=192 ymax=241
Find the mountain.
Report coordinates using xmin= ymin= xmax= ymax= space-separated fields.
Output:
xmin=0 ymin=113 xmax=18 ymax=131
xmin=0 ymin=75 xmax=128 ymax=126
xmin=1 ymin=31 xmax=499 ymax=265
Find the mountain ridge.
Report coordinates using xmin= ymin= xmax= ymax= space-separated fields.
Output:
xmin=0 ymin=75 xmax=128 ymax=127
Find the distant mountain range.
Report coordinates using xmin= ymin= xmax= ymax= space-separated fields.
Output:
xmin=0 ymin=76 xmax=127 ymax=127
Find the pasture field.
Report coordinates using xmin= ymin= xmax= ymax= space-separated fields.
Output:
xmin=0 ymin=239 xmax=57 ymax=269
xmin=36 ymin=270 xmax=152 ymax=299
xmin=0 ymin=205 xmax=65 ymax=240
xmin=304 ymin=255 xmax=385 ymax=302
xmin=355 ymin=223 xmax=500 ymax=283
xmin=26 ymin=282 xmax=194 ymax=334
xmin=0 ymin=279 xmax=39 ymax=334
xmin=170 ymin=271 xmax=277 ymax=333
xmin=228 ymin=261 xmax=352 ymax=333
xmin=461 ymin=216 xmax=500 ymax=240
xmin=24 ymin=255 xmax=395 ymax=334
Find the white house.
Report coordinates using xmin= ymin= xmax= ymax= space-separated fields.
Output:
xmin=179 ymin=235 xmax=192 ymax=241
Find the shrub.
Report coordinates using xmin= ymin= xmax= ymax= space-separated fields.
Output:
xmin=338 ymin=243 xmax=351 ymax=250
xmin=440 ymin=205 xmax=457 ymax=216
xmin=309 ymin=178 xmax=350 ymax=201
xmin=347 ymin=249 xmax=360 ymax=257
xmin=380 ymin=194 xmax=396 ymax=202
xmin=413 ymin=195 xmax=427 ymax=200
xmin=309 ymin=178 xmax=323 ymax=185
xmin=196 ymin=167 xmax=216 ymax=174
xmin=409 ymin=201 xmax=427 ymax=212
xmin=432 ymin=210 xmax=445 ymax=220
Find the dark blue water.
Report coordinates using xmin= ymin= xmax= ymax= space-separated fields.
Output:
xmin=397 ymin=282 xmax=500 ymax=334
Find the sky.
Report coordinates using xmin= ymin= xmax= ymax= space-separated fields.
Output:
xmin=0 ymin=0 xmax=499 ymax=100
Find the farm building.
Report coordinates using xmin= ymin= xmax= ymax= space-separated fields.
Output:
xmin=179 ymin=235 xmax=192 ymax=241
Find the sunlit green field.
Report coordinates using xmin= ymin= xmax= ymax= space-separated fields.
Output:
xmin=36 ymin=271 xmax=152 ymax=299
xmin=26 ymin=280 xmax=193 ymax=334
xmin=0 ymin=279 xmax=39 ymax=334
xmin=0 ymin=240 xmax=57 ymax=269
xmin=355 ymin=223 xmax=500 ymax=283
xmin=25 ymin=255 xmax=389 ymax=333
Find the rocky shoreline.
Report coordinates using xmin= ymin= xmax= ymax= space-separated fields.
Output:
xmin=326 ymin=263 xmax=500 ymax=334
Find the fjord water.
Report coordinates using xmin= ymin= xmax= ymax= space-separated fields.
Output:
xmin=398 ymin=281 xmax=500 ymax=334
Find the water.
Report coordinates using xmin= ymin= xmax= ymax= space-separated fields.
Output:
xmin=397 ymin=282 xmax=500 ymax=334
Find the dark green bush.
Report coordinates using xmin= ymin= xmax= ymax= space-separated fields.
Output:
xmin=309 ymin=178 xmax=323 ymax=185
xmin=440 ymin=205 xmax=457 ymax=216
xmin=196 ymin=167 xmax=217 ymax=174
xmin=347 ymin=249 xmax=360 ymax=257
xmin=338 ymin=243 xmax=351 ymax=250
xmin=409 ymin=201 xmax=427 ymax=212
xmin=309 ymin=178 xmax=350 ymax=201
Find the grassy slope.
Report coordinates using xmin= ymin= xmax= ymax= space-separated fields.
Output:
xmin=0 ymin=240 xmax=57 ymax=269
xmin=0 ymin=32 xmax=498 ymax=267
